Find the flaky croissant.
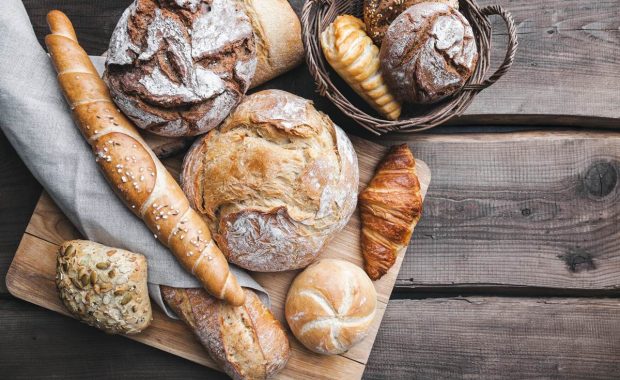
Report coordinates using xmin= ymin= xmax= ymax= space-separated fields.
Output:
xmin=359 ymin=144 xmax=423 ymax=280
xmin=320 ymin=15 xmax=401 ymax=120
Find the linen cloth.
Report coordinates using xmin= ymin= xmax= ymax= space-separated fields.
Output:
xmin=0 ymin=0 xmax=268 ymax=317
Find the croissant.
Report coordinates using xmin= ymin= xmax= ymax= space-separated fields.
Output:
xmin=45 ymin=11 xmax=245 ymax=305
xmin=359 ymin=144 xmax=423 ymax=280
xmin=320 ymin=15 xmax=401 ymax=120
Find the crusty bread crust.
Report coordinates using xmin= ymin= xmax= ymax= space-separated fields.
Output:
xmin=161 ymin=287 xmax=290 ymax=380
xmin=181 ymin=90 xmax=359 ymax=272
xmin=285 ymin=259 xmax=377 ymax=355
xmin=45 ymin=10 xmax=245 ymax=305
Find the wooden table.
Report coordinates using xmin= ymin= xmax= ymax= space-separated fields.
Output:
xmin=1 ymin=0 xmax=619 ymax=378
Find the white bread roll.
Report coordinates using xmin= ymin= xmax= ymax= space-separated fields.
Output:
xmin=285 ymin=259 xmax=377 ymax=355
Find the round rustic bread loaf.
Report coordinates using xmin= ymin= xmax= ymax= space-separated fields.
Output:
xmin=104 ymin=0 xmax=256 ymax=137
xmin=285 ymin=259 xmax=377 ymax=355
xmin=379 ymin=2 xmax=478 ymax=104
xmin=363 ymin=0 xmax=459 ymax=46
xmin=182 ymin=90 xmax=359 ymax=272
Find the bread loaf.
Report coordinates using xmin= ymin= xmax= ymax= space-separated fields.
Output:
xmin=182 ymin=90 xmax=359 ymax=272
xmin=239 ymin=0 xmax=304 ymax=87
xmin=56 ymin=240 xmax=152 ymax=334
xmin=320 ymin=15 xmax=401 ymax=120
xmin=285 ymin=259 xmax=377 ymax=355
xmin=162 ymin=287 xmax=290 ymax=380
xmin=359 ymin=144 xmax=422 ymax=280
xmin=380 ymin=2 xmax=478 ymax=104
xmin=104 ymin=0 xmax=257 ymax=137
xmin=45 ymin=10 xmax=245 ymax=306
xmin=363 ymin=0 xmax=459 ymax=45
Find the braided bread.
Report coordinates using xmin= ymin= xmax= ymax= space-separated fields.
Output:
xmin=45 ymin=10 xmax=245 ymax=306
xmin=320 ymin=15 xmax=401 ymax=121
xmin=359 ymin=144 xmax=423 ymax=280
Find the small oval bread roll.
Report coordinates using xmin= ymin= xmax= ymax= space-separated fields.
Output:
xmin=56 ymin=240 xmax=152 ymax=334
xmin=182 ymin=90 xmax=359 ymax=272
xmin=285 ymin=259 xmax=377 ymax=355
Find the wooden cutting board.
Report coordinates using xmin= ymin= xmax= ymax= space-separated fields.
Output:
xmin=6 ymin=135 xmax=430 ymax=380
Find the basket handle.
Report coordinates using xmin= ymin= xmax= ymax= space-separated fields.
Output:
xmin=464 ymin=5 xmax=518 ymax=91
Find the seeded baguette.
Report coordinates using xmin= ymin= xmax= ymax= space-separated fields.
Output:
xmin=45 ymin=10 xmax=245 ymax=306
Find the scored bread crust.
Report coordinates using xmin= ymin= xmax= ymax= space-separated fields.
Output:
xmin=181 ymin=90 xmax=359 ymax=272
xmin=363 ymin=0 xmax=459 ymax=45
xmin=359 ymin=144 xmax=422 ymax=280
xmin=240 ymin=0 xmax=304 ymax=87
xmin=285 ymin=259 xmax=377 ymax=355
xmin=45 ymin=10 xmax=245 ymax=305
xmin=379 ymin=2 xmax=479 ymax=104
xmin=161 ymin=287 xmax=290 ymax=380
xmin=320 ymin=15 xmax=401 ymax=121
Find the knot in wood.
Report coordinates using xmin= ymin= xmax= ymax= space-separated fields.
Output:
xmin=584 ymin=162 xmax=617 ymax=198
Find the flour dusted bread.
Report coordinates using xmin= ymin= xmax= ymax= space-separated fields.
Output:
xmin=104 ymin=0 xmax=257 ymax=137
xmin=240 ymin=0 xmax=304 ymax=87
xmin=320 ymin=15 xmax=401 ymax=120
xmin=380 ymin=2 xmax=478 ymax=104
xmin=182 ymin=90 xmax=359 ymax=271
xmin=46 ymin=10 xmax=245 ymax=305
xmin=359 ymin=144 xmax=422 ymax=280
xmin=56 ymin=240 xmax=152 ymax=334
xmin=162 ymin=287 xmax=290 ymax=380
xmin=285 ymin=259 xmax=377 ymax=355
xmin=363 ymin=0 xmax=459 ymax=45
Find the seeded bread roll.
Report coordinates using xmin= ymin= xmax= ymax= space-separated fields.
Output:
xmin=46 ymin=10 xmax=245 ymax=306
xmin=320 ymin=15 xmax=401 ymax=120
xmin=104 ymin=0 xmax=257 ymax=137
xmin=162 ymin=286 xmax=290 ymax=380
xmin=380 ymin=2 xmax=479 ymax=104
xmin=182 ymin=90 xmax=359 ymax=272
xmin=285 ymin=259 xmax=377 ymax=355
xmin=56 ymin=240 xmax=152 ymax=334
xmin=363 ymin=0 xmax=459 ymax=45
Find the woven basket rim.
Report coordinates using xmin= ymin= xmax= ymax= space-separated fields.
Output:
xmin=301 ymin=0 xmax=518 ymax=135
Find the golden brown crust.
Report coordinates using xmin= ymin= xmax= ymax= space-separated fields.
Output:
xmin=320 ymin=15 xmax=401 ymax=120
xmin=363 ymin=0 xmax=459 ymax=46
xmin=45 ymin=10 xmax=244 ymax=306
xmin=285 ymin=259 xmax=377 ymax=355
xmin=359 ymin=144 xmax=423 ymax=280
xmin=162 ymin=287 xmax=290 ymax=380
xmin=181 ymin=90 xmax=359 ymax=272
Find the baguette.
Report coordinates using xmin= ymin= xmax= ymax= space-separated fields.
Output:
xmin=45 ymin=10 xmax=245 ymax=306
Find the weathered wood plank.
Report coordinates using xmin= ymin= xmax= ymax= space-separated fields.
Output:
xmin=387 ymin=131 xmax=620 ymax=292
xmin=21 ymin=0 xmax=620 ymax=128
xmin=0 ymin=297 xmax=228 ymax=379
xmin=364 ymin=297 xmax=620 ymax=379
xmin=0 ymin=132 xmax=41 ymax=295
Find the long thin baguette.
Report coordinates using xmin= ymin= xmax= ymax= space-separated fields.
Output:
xmin=45 ymin=10 xmax=245 ymax=306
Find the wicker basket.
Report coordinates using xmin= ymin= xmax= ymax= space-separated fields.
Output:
xmin=302 ymin=0 xmax=518 ymax=135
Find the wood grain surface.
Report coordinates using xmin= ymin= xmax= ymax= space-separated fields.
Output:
xmin=20 ymin=0 xmax=620 ymax=128
xmin=6 ymin=137 xmax=431 ymax=379
xmin=365 ymin=297 xmax=620 ymax=379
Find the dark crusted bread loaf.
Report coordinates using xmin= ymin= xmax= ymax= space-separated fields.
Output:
xmin=161 ymin=286 xmax=290 ymax=380
xmin=379 ymin=2 xmax=478 ymax=104
xmin=181 ymin=90 xmax=359 ymax=272
xmin=363 ymin=0 xmax=459 ymax=46
xmin=104 ymin=0 xmax=257 ymax=137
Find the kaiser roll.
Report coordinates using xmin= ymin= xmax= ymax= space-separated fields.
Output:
xmin=285 ymin=259 xmax=377 ymax=355
xmin=182 ymin=90 xmax=359 ymax=272
xmin=379 ymin=2 xmax=479 ymax=104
